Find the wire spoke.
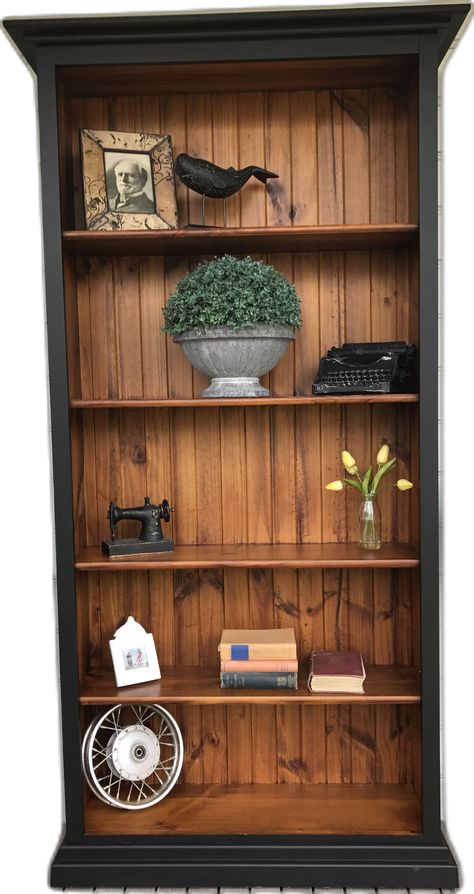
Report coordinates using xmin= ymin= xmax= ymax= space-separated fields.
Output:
xmin=103 ymin=776 xmax=121 ymax=793
xmin=107 ymin=706 xmax=122 ymax=732
xmin=139 ymin=706 xmax=157 ymax=725
xmin=130 ymin=704 xmax=143 ymax=724
xmin=92 ymin=754 xmax=110 ymax=771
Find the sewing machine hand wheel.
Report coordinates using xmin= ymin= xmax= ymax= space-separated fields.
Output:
xmin=161 ymin=499 xmax=172 ymax=522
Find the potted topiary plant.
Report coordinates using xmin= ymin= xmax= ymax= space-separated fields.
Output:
xmin=162 ymin=254 xmax=301 ymax=397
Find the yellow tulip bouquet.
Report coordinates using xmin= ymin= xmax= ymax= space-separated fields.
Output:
xmin=326 ymin=446 xmax=413 ymax=550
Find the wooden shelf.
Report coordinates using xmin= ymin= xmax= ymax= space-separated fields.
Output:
xmin=75 ymin=542 xmax=420 ymax=571
xmin=70 ymin=393 xmax=419 ymax=408
xmin=80 ymin=664 xmax=420 ymax=705
xmin=84 ymin=782 xmax=421 ymax=836
xmin=63 ymin=223 xmax=418 ymax=257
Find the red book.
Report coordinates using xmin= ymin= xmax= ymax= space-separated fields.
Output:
xmin=220 ymin=659 xmax=298 ymax=672
xmin=308 ymin=650 xmax=366 ymax=693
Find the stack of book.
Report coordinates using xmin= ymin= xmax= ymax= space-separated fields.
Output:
xmin=218 ymin=628 xmax=298 ymax=689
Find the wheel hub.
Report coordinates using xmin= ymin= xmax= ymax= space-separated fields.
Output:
xmin=106 ymin=724 xmax=160 ymax=781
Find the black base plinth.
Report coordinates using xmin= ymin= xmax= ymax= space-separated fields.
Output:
xmin=50 ymin=834 xmax=459 ymax=889
xmin=101 ymin=537 xmax=174 ymax=556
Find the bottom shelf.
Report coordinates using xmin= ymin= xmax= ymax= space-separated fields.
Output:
xmin=84 ymin=782 xmax=421 ymax=836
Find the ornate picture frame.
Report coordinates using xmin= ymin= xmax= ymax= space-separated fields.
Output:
xmin=80 ymin=129 xmax=178 ymax=230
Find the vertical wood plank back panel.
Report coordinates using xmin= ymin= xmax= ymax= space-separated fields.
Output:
xmin=194 ymin=410 xmax=223 ymax=545
xmin=238 ymin=92 xmax=267 ymax=226
xmin=118 ymin=409 xmax=147 ymax=539
xmin=294 ymin=252 xmax=320 ymax=394
xmin=144 ymin=410 xmax=173 ymax=536
xmin=295 ymin=406 xmax=322 ymax=544
xmin=342 ymin=89 xmax=370 ymax=224
xmin=265 ymin=91 xmax=291 ymax=226
xmin=351 ymin=704 xmax=377 ymax=783
xmin=186 ymin=94 xmax=215 ymax=227
xmin=277 ymin=705 xmax=303 ymax=783
xmin=340 ymin=90 xmax=370 ymax=224
xmin=174 ymin=570 xmax=200 ymax=667
xmin=198 ymin=569 xmax=224 ymax=665
xmin=220 ymin=408 xmax=248 ymax=544
xmin=70 ymin=248 xmax=414 ymax=403
xmin=76 ymin=402 xmax=416 ymax=553
xmin=212 ymin=93 xmax=240 ymax=228
xmin=224 ymin=569 xmax=252 ymax=783
xmin=369 ymin=88 xmax=396 ymax=223
xmin=160 ymin=94 xmax=189 ymax=227
xmin=176 ymin=704 xmax=203 ymax=784
xmin=317 ymin=90 xmax=344 ymax=225
xmin=114 ymin=259 xmax=143 ymax=400
xmin=290 ymin=91 xmax=318 ymax=226
xmin=164 ymin=257 xmax=193 ymax=399
xmin=149 ymin=570 xmax=175 ymax=666
xmin=394 ymin=86 xmax=409 ymax=223
xmin=140 ymin=257 xmax=168 ymax=399
xmin=63 ymin=69 xmax=418 ymax=795
xmin=201 ymin=704 xmax=228 ymax=783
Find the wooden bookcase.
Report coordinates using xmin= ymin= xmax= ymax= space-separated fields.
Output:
xmin=4 ymin=4 xmax=469 ymax=889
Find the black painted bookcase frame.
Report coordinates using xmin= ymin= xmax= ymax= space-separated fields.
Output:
xmin=4 ymin=4 xmax=470 ymax=889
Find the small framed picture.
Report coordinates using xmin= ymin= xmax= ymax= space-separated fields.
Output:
xmin=80 ymin=129 xmax=178 ymax=231
xmin=109 ymin=616 xmax=161 ymax=688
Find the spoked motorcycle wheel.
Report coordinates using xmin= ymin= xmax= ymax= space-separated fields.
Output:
xmin=82 ymin=703 xmax=184 ymax=809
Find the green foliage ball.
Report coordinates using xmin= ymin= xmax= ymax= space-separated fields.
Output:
xmin=163 ymin=254 xmax=302 ymax=336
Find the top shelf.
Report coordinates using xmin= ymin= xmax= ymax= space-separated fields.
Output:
xmin=63 ymin=223 xmax=418 ymax=257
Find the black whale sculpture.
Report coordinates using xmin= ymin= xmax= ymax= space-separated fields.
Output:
xmin=175 ymin=152 xmax=278 ymax=226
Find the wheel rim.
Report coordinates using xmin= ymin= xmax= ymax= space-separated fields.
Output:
xmin=82 ymin=704 xmax=183 ymax=809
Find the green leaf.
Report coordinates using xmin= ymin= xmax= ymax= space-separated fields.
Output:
xmin=362 ymin=465 xmax=372 ymax=496
xmin=343 ymin=477 xmax=364 ymax=494
xmin=162 ymin=254 xmax=302 ymax=335
xmin=371 ymin=457 xmax=397 ymax=493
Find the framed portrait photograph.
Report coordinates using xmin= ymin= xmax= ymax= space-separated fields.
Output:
xmin=80 ymin=129 xmax=178 ymax=230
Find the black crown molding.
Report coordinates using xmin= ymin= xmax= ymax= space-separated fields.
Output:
xmin=3 ymin=3 xmax=471 ymax=72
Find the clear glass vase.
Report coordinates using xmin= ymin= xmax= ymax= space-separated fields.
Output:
xmin=358 ymin=494 xmax=382 ymax=550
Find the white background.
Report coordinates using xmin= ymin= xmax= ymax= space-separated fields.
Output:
xmin=0 ymin=1 xmax=472 ymax=890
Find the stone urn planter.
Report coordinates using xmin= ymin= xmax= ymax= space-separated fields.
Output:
xmin=174 ymin=324 xmax=294 ymax=397
xmin=163 ymin=255 xmax=301 ymax=398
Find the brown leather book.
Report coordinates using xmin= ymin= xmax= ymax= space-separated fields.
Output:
xmin=308 ymin=650 xmax=366 ymax=693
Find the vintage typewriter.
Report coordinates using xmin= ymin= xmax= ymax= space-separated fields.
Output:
xmin=312 ymin=341 xmax=417 ymax=394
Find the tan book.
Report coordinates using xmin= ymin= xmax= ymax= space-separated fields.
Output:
xmin=308 ymin=650 xmax=366 ymax=694
xmin=218 ymin=628 xmax=297 ymax=661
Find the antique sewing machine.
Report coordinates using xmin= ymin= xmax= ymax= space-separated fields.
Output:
xmin=102 ymin=496 xmax=174 ymax=557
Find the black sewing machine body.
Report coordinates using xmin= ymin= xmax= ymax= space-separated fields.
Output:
xmin=102 ymin=496 xmax=174 ymax=556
